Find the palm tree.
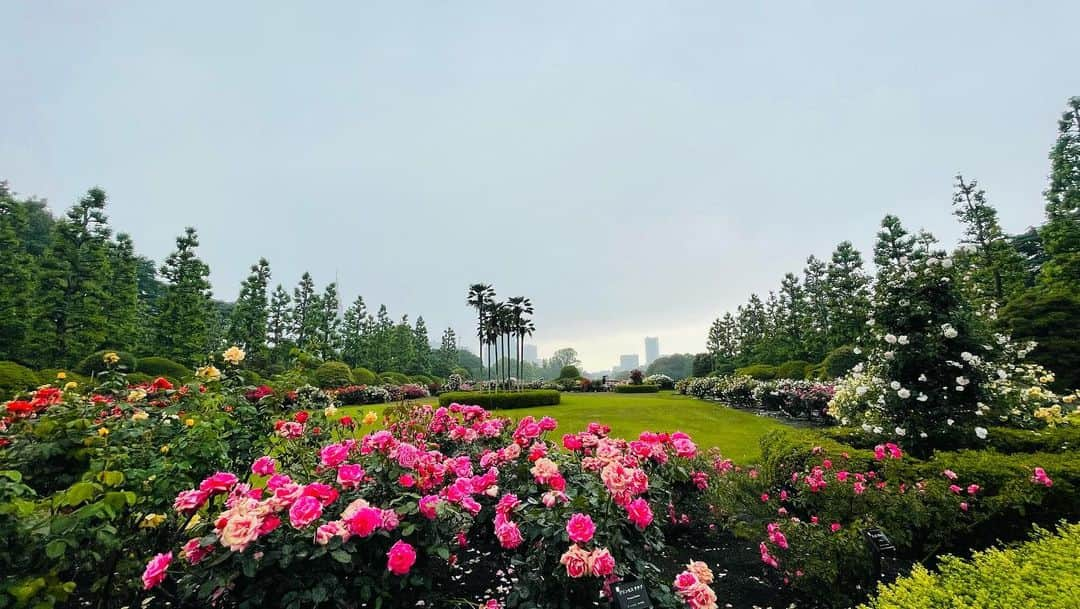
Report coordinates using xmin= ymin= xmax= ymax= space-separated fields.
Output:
xmin=507 ymin=296 xmax=533 ymax=387
xmin=467 ymin=284 xmax=493 ymax=381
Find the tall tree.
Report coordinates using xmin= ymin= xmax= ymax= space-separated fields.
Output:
xmin=312 ymin=282 xmax=341 ymax=359
xmin=467 ymin=284 xmax=495 ymax=381
xmin=777 ymin=272 xmax=806 ymax=359
xmin=802 ymin=254 xmax=831 ymax=359
xmin=951 ymin=174 xmax=1026 ymax=306
xmin=436 ymin=327 xmax=458 ymax=376
xmin=389 ymin=314 xmax=415 ymax=373
xmin=103 ymin=233 xmax=141 ymax=350
xmin=34 ymin=188 xmax=112 ymax=366
xmin=1040 ymin=97 xmax=1080 ymax=290
xmin=227 ymin=258 xmax=272 ymax=356
xmin=373 ymin=305 xmax=393 ymax=372
xmin=154 ymin=227 xmax=213 ymax=364
xmin=825 ymin=241 xmax=870 ymax=349
xmin=267 ymin=284 xmax=293 ymax=361
xmin=0 ymin=183 xmax=34 ymax=360
xmin=291 ymin=272 xmax=319 ymax=352
xmin=873 ymin=214 xmax=915 ymax=271
xmin=411 ymin=316 xmax=432 ymax=374
xmin=341 ymin=295 xmax=369 ymax=367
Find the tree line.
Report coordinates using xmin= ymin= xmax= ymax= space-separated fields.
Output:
xmin=705 ymin=97 xmax=1080 ymax=386
xmin=0 ymin=187 xmax=466 ymax=377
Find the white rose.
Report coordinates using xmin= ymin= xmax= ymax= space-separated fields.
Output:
xmin=974 ymin=427 xmax=988 ymax=440
xmin=885 ymin=334 xmax=898 ymax=344
xmin=895 ymin=427 xmax=906 ymax=436
xmin=897 ymin=388 xmax=911 ymax=399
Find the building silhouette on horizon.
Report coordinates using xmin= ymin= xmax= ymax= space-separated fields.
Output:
xmin=644 ymin=336 xmax=659 ymax=365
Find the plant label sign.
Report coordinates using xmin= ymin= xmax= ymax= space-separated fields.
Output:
xmin=612 ymin=580 xmax=652 ymax=609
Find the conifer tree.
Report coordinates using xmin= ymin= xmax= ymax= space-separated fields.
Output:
xmin=0 ymin=183 xmax=33 ymax=360
xmin=951 ymin=174 xmax=1026 ymax=307
xmin=227 ymin=258 xmax=272 ymax=356
xmin=873 ymin=214 xmax=915 ymax=271
xmin=825 ymin=241 xmax=871 ymax=349
xmin=313 ymin=282 xmax=341 ymax=359
xmin=103 ymin=233 xmax=141 ymax=350
xmin=291 ymin=272 xmax=319 ymax=351
xmin=1040 ymin=97 xmax=1080 ymax=290
xmin=34 ymin=188 xmax=112 ymax=366
xmin=341 ymin=295 xmax=369 ymax=366
xmin=154 ymin=227 xmax=212 ymax=364
xmin=411 ymin=316 xmax=432 ymax=374
xmin=267 ymin=284 xmax=293 ymax=362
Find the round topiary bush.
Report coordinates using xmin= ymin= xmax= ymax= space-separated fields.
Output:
xmin=379 ymin=371 xmax=409 ymax=385
xmin=0 ymin=361 xmax=40 ymax=398
xmin=822 ymin=345 xmax=863 ymax=379
xmin=312 ymin=361 xmax=354 ymax=389
xmin=776 ymin=360 xmax=812 ymax=380
xmin=351 ymin=367 xmax=378 ymax=385
xmin=136 ymin=356 xmax=192 ymax=380
xmin=735 ymin=364 xmax=779 ymax=380
xmin=74 ymin=350 xmax=137 ymax=375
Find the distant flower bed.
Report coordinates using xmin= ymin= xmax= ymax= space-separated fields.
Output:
xmin=678 ymin=375 xmax=836 ymax=418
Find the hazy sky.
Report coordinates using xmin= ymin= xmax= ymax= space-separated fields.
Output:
xmin=3 ymin=2 xmax=1079 ymax=371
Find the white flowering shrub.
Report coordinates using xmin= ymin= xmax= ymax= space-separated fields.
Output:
xmin=643 ymin=374 xmax=675 ymax=389
xmin=828 ymin=254 xmax=1079 ymax=454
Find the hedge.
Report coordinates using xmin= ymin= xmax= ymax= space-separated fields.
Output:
xmin=74 ymin=350 xmax=137 ymax=375
xmin=776 ymin=360 xmax=812 ymax=380
xmin=0 ymin=361 xmax=40 ymax=398
xmin=614 ymin=384 xmax=660 ymax=394
xmin=819 ymin=426 xmax=1080 ymax=455
xmin=438 ymin=390 xmax=560 ymax=409
xmin=351 ymin=367 xmax=378 ymax=385
xmin=861 ymin=522 xmax=1080 ymax=609
xmin=379 ymin=372 xmax=410 ymax=385
xmin=36 ymin=368 xmax=90 ymax=388
xmin=313 ymin=361 xmax=353 ymax=388
xmin=136 ymin=356 xmax=191 ymax=380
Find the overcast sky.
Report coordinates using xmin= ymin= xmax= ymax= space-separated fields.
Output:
xmin=3 ymin=2 xmax=1079 ymax=371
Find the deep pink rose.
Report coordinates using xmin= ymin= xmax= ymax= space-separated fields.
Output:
xmin=199 ymin=472 xmax=238 ymax=494
xmin=347 ymin=506 xmax=383 ymax=537
xmin=337 ymin=463 xmax=365 ymax=488
xmin=626 ymin=498 xmax=653 ymax=530
xmin=251 ymin=456 xmax=276 ymax=476
xmin=319 ymin=443 xmax=350 ymax=467
xmin=386 ymin=540 xmax=417 ymax=575
xmin=173 ymin=489 xmax=209 ymax=514
xmin=141 ymin=552 xmax=172 ymax=590
xmin=289 ymin=495 xmax=323 ymax=529
xmin=566 ymin=513 xmax=596 ymax=544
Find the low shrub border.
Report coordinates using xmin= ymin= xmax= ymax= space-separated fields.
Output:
xmin=614 ymin=384 xmax=660 ymax=394
xmin=437 ymin=389 xmax=560 ymax=409
xmin=860 ymin=522 xmax=1080 ymax=609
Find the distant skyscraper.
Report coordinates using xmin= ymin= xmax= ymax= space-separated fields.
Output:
xmin=619 ymin=354 xmax=640 ymax=372
xmin=523 ymin=344 xmax=539 ymax=364
xmin=644 ymin=336 xmax=659 ymax=365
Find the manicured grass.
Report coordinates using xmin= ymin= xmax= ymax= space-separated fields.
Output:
xmin=340 ymin=391 xmax=784 ymax=463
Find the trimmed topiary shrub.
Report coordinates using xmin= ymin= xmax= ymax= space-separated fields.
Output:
xmin=379 ymin=371 xmax=409 ymax=385
xmin=981 ymin=426 xmax=1080 ymax=454
xmin=36 ymin=369 xmax=90 ymax=388
xmin=735 ymin=363 xmax=779 ymax=380
xmin=861 ymin=522 xmax=1080 ymax=609
xmin=126 ymin=372 xmax=154 ymax=386
xmin=136 ymin=356 xmax=191 ymax=380
xmin=312 ymin=361 xmax=353 ymax=389
xmin=437 ymin=390 xmax=560 ymax=409
xmin=74 ymin=350 xmax=137 ymax=375
xmin=351 ymin=367 xmax=377 ymax=385
xmin=614 ymin=384 xmax=660 ymax=394
xmin=0 ymin=361 xmax=40 ymax=398
xmin=822 ymin=345 xmax=862 ymax=379
xmin=776 ymin=360 xmax=812 ymax=380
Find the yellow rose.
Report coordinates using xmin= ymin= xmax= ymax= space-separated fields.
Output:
xmin=185 ymin=513 xmax=202 ymax=531
xmin=222 ymin=346 xmax=246 ymax=365
xmin=139 ymin=513 xmax=166 ymax=529
xmin=56 ymin=371 xmax=67 ymax=380
xmin=98 ymin=427 xmax=109 ymax=437
xmin=185 ymin=418 xmax=195 ymax=427
xmin=64 ymin=381 xmax=78 ymax=390
xmin=362 ymin=411 xmax=378 ymax=426
xmin=131 ymin=410 xmax=149 ymax=422
xmin=160 ymin=445 xmax=170 ymax=454
xmin=103 ymin=352 xmax=120 ymax=365
xmin=324 ymin=405 xmax=338 ymax=417
xmin=196 ymin=365 xmax=221 ymax=381
xmin=128 ymin=389 xmax=147 ymax=402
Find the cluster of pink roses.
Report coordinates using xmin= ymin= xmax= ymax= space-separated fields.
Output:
xmin=559 ymin=544 xmax=615 ymax=579
xmin=673 ymin=561 xmax=718 ymax=609
xmin=1032 ymin=466 xmax=1054 ymax=487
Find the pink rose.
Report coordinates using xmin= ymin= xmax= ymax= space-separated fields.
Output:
xmin=967 ymin=484 xmax=980 ymax=495
xmin=386 ymin=540 xmax=417 ymax=575
xmin=336 ymin=464 xmax=365 ymax=489
xmin=495 ymin=520 xmax=524 ymax=549
xmin=674 ymin=571 xmax=699 ymax=590
xmin=181 ymin=538 xmax=213 ymax=564
xmin=319 ymin=443 xmax=350 ymax=467
xmin=289 ymin=495 xmax=323 ymax=529
xmin=346 ymin=506 xmax=383 ymax=537
xmin=686 ymin=560 xmax=714 ymax=585
xmin=419 ymin=495 xmax=442 ymax=519
xmin=173 ymin=489 xmax=209 ymax=514
xmin=626 ymin=498 xmax=653 ymax=530
xmin=566 ymin=513 xmax=596 ymax=544
xmin=251 ymin=456 xmax=276 ymax=476
xmin=830 ymin=522 xmax=841 ymax=533
xmin=315 ymin=522 xmax=342 ymax=545
xmin=141 ymin=552 xmax=172 ymax=590
xmin=199 ymin=472 xmax=238 ymax=494
xmin=589 ymin=547 xmax=615 ymax=576
xmin=559 ymin=544 xmax=590 ymax=578
xmin=398 ymin=473 xmax=416 ymax=488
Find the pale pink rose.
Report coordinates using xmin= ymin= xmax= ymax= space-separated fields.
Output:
xmin=559 ymin=544 xmax=590 ymax=578
xmin=173 ymin=489 xmax=209 ymax=514
xmin=219 ymin=513 xmax=262 ymax=552
xmin=181 ymin=538 xmax=213 ymax=564
xmin=686 ymin=560 xmax=714 ymax=585
xmin=530 ymin=457 xmax=560 ymax=484
xmin=589 ymin=547 xmax=615 ymax=576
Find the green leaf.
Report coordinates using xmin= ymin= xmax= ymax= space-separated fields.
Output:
xmin=330 ymin=550 xmax=351 ymax=564
xmin=98 ymin=471 xmax=125 ymax=487
xmin=435 ymin=546 xmax=450 ymax=560
xmin=45 ymin=540 xmax=67 ymax=559
xmin=0 ymin=470 xmax=23 ymax=482
xmin=61 ymin=482 xmax=98 ymax=507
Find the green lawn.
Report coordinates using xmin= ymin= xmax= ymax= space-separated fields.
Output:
xmin=340 ymin=391 xmax=784 ymax=463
